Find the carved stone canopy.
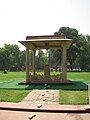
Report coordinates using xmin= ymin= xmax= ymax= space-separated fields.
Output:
xmin=18 ymin=35 xmax=72 ymax=84
xmin=19 ymin=35 xmax=72 ymax=50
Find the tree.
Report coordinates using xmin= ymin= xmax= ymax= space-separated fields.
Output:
xmin=36 ymin=50 xmax=47 ymax=70
xmin=76 ymin=35 xmax=90 ymax=71
xmin=0 ymin=48 xmax=9 ymax=70
xmin=54 ymin=27 xmax=80 ymax=66
xmin=0 ymin=44 xmax=20 ymax=71
xmin=19 ymin=50 xmax=26 ymax=71
xmin=48 ymin=49 xmax=61 ymax=67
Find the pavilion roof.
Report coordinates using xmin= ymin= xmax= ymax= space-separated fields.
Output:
xmin=19 ymin=35 xmax=72 ymax=50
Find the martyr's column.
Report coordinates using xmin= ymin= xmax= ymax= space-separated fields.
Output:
xmin=26 ymin=46 xmax=30 ymax=83
xmin=61 ymin=43 xmax=67 ymax=82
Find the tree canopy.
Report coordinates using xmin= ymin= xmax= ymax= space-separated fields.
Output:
xmin=49 ymin=27 xmax=90 ymax=71
xmin=0 ymin=27 xmax=90 ymax=71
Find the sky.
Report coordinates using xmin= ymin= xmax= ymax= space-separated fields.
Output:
xmin=0 ymin=0 xmax=90 ymax=50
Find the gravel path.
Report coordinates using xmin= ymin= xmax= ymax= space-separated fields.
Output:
xmin=21 ymin=90 xmax=59 ymax=104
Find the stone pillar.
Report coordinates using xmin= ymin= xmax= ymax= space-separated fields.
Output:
xmin=33 ymin=49 xmax=36 ymax=76
xmin=26 ymin=46 xmax=30 ymax=83
xmin=61 ymin=43 xmax=67 ymax=82
xmin=44 ymin=64 xmax=50 ymax=80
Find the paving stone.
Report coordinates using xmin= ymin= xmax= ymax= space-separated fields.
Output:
xmin=47 ymin=85 xmax=50 ymax=88
xmin=41 ymin=93 xmax=45 ymax=96
xmin=44 ymin=84 xmax=47 ymax=86
xmin=43 ymin=98 xmax=47 ymax=101
xmin=28 ymin=114 xmax=36 ymax=119
xmin=44 ymin=87 xmax=47 ymax=89
xmin=46 ymin=90 xmax=49 ymax=92
xmin=37 ymin=104 xmax=43 ymax=108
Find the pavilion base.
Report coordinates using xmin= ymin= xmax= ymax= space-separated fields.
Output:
xmin=18 ymin=80 xmax=73 ymax=85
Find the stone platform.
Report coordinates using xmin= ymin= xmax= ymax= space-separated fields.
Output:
xmin=19 ymin=80 xmax=73 ymax=85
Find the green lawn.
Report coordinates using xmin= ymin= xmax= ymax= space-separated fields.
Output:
xmin=0 ymin=90 xmax=30 ymax=102
xmin=59 ymin=90 xmax=88 ymax=105
xmin=0 ymin=71 xmax=25 ymax=81
xmin=0 ymin=71 xmax=90 ymax=81
xmin=67 ymin=72 xmax=90 ymax=81
xmin=0 ymin=71 xmax=90 ymax=104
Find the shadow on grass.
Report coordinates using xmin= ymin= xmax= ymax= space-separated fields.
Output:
xmin=0 ymin=80 xmax=88 ymax=90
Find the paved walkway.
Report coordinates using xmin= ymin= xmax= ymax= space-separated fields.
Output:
xmin=0 ymin=90 xmax=90 ymax=120
xmin=22 ymin=90 xmax=59 ymax=104
xmin=0 ymin=110 xmax=90 ymax=120
xmin=0 ymin=102 xmax=90 ymax=120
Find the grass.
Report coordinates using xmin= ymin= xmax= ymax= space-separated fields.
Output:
xmin=0 ymin=71 xmax=90 ymax=81
xmin=0 ymin=71 xmax=25 ymax=81
xmin=0 ymin=90 xmax=30 ymax=102
xmin=0 ymin=71 xmax=90 ymax=104
xmin=59 ymin=90 xmax=88 ymax=104
xmin=67 ymin=72 xmax=90 ymax=81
